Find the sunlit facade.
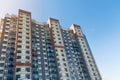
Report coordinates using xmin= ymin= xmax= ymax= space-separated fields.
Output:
xmin=0 ymin=9 xmax=102 ymax=80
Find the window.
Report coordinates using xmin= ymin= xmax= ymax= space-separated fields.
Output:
xmin=84 ymin=49 xmax=87 ymax=51
xmin=26 ymin=28 xmax=29 ymax=31
xmin=26 ymin=18 xmax=29 ymax=20
xmin=59 ymin=68 xmax=61 ymax=71
xmin=18 ymin=32 xmax=22 ymax=34
xmin=3 ymin=41 xmax=7 ymax=44
xmin=59 ymin=41 xmax=61 ymax=44
xmin=19 ymin=20 xmax=23 ymax=22
xmin=26 ymin=46 xmax=29 ymax=49
xmin=45 ymin=64 xmax=48 ymax=67
xmin=87 ymin=56 xmax=90 ymax=58
xmin=54 ymin=41 xmax=56 ymax=43
xmin=26 ymin=41 xmax=29 ymax=44
xmin=56 ymin=54 xmax=58 ymax=56
xmin=17 ymin=56 xmax=21 ymax=59
xmin=95 ymin=77 xmax=97 ymax=80
xmin=26 ymin=32 xmax=29 ymax=35
xmin=83 ymin=45 xmax=86 ymax=47
xmin=16 ymin=75 xmax=20 ymax=79
xmin=86 ymin=52 xmax=88 ymax=55
xmin=55 ymin=49 xmax=58 ymax=52
xmin=63 ymin=63 xmax=67 ymax=66
xmin=18 ymin=36 xmax=22 ymax=38
xmin=20 ymin=16 xmax=23 ymax=18
xmin=26 ymin=56 xmax=30 ymax=59
xmin=26 ymin=51 xmax=30 ymax=54
xmin=92 ymin=68 xmax=94 ymax=71
xmin=58 ymin=38 xmax=61 ymax=40
xmin=0 ymin=77 xmax=2 ymax=79
xmin=65 ymin=68 xmax=68 ymax=71
xmin=61 ymin=50 xmax=63 ymax=52
xmin=82 ymin=42 xmax=84 ymax=44
xmin=57 ymin=58 xmax=59 ymax=61
xmin=66 ymin=73 xmax=69 ymax=77
xmin=26 ymin=68 xmax=30 ymax=72
xmin=61 ymin=54 xmax=64 ymax=57
xmin=26 ymin=37 xmax=29 ymax=39
xmin=17 ymin=50 xmax=21 ymax=53
xmin=16 ymin=68 xmax=21 ymax=72
xmin=62 ymin=58 xmax=65 ymax=61
xmin=26 ymin=21 xmax=29 ymax=23
xmin=0 ymin=70 xmax=3 ymax=73
xmin=57 ymin=31 xmax=59 ymax=33
xmin=0 ymin=63 xmax=4 ymax=67
xmin=26 ymin=74 xmax=30 ymax=79
xmin=19 ymin=23 xmax=22 ymax=25
xmin=90 ymin=64 xmax=93 ymax=67
xmin=26 ymin=14 xmax=29 ymax=16
xmin=18 ymin=45 xmax=21 ymax=48
xmin=58 ymin=63 xmax=60 ymax=66
xmin=88 ymin=60 xmax=91 ymax=62
xmin=93 ymin=73 xmax=96 ymax=76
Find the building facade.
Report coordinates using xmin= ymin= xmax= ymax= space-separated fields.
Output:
xmin=0 ymin=9 xmax=102 ymax=80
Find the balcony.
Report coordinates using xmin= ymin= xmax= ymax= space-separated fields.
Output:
xmin=1 ymin=54 xmax=6 ymax=57
xmin=16 ymin=69 xmax=30 ymax=74
xmin=18 ymin=78 xmax=31 ymax=80
xmin=0 ymin=74 xmax=3 ymax=77
xmin=16 ymin=59 xmax=30 ymax=63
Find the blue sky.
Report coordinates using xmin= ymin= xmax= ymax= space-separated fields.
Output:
xmin=0 ymin=0 xmax=120 ymax=80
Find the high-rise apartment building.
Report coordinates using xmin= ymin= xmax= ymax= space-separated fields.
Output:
xmin=0 ymin=9 xmax=102 ymax=80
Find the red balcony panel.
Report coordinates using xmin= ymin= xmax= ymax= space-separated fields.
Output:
xmin=15 ymin=62 xmax=32 ymax=66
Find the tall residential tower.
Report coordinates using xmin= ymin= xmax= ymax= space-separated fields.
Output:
xmin=0 ymin=9 xmax=102 ymax=80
